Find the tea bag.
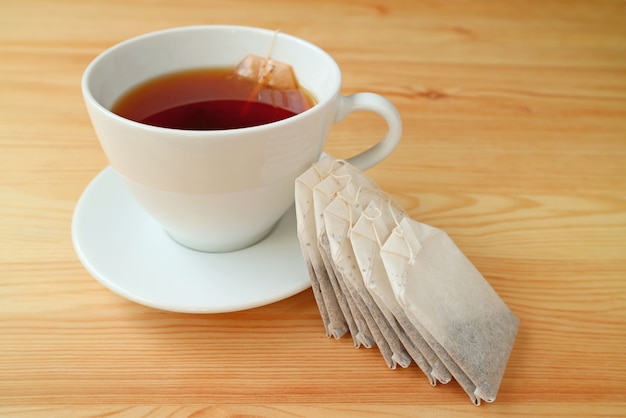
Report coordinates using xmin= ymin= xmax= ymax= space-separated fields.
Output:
xmin=313 ymin=168 xmax=376 ymax=348
xmin=234 ymin=53 xmax=311 ymax=119
xmin=380 ymin=217 xmax=520 ymax=404
xmin=235 ymin=54 xmax=298 ymax=90
xmin=323 ymin=179 xmax=412 ymax=369
xmin=351 ymin=200 xmax=452 ymax=386
xmin=294 ymin=155 xmax=348 ymax=339
xmin=295 ymin=156 xmax=519 ymax=404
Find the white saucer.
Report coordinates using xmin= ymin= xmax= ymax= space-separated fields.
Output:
xmin=71 ymin=166 xmax=310 ymax=313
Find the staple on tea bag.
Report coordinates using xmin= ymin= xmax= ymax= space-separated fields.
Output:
xmin=380 ymin=217 xmax=520 ymax=404
xmin=324 ymin=185 xmax=412 ymax=369
xmin=314 ymin=169 xmax=376 ymax=348
xmin=295 ymin=155 xmax=348 ymax=339
xmin=351 ymin=200 xmax=452 ymax=386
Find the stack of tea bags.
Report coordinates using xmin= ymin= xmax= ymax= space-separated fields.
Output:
xmin=295 ymin=155 xmax=519 ymax=405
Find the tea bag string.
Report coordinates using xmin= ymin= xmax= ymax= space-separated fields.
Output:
xmin=336 ymin=183 xmax=383 ymax=231
xmin=335 ymin=180 xmax=364 ymax=229
xmin=391 ymin=205 xmax=416 ymax=265
xmin=313 ymin=158 xmax=346 ymax=179
xmin=362 ymin=205 xmax=383 ymax=247
xmin=328 ymin=160 xmax=356 ymax=193
xmin=387 ymin=198 xmax=402 ymax=229
xmin=330 ymin=172 xmax=352 ymax=190
xmin=259 ymin=29 xmax=281 ymax=85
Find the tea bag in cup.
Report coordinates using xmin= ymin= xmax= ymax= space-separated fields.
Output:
xmin=234 ymin=30 xmax=311 ymax=115
xmin=313 ymin=169 xmax=376 ymax=348
xmin=350 ymin=200 xmax=451 ymax=385
xmin=324 ymin=183 xmax=412 ymax=369
xmin=295 ymin=155 xmax=348 ymax=339
xmin=235 ymin=54 xmax=298 ymax=89
xmin=236 ymin=55 xmax=311 ymax=114
xmin=380 ymin=217 xmax=520 ymax=404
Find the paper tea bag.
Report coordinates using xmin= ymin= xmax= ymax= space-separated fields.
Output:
xmin=313 ymin=168 xmax=378 ymax=348
xmin=380 ymin=219 xmax=487 ymax=404
xmin=234 ymin=53 xmax=312 ymax=115
xmin=235 ymin=54 xmax=298 ymax=89
xmin=380 ymin=217 xmax=520 ymax=404
xmin=324 ymin=185 xmax=412 ymax=369
xmin=350 ymin=200 xmax=452 ymax=386
xmin=295 ymin=155 xmax=348 ymax=339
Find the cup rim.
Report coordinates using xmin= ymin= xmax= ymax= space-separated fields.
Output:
xmin=81 ymin=25 xmax=341 ymax=137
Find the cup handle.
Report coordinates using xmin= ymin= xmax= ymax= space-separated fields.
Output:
xmin=334 ymin=92 xmax=402 ymax=170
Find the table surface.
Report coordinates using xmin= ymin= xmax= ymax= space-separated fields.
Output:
xmin=1 ymin=0 xmax=625 ymax=416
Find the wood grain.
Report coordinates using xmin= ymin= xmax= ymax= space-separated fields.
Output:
xmin=1 ymin=0 xmax=625 ymax=416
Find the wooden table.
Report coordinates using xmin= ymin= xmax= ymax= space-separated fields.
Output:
xmin=1 ymin=1 xmax=625 ymax=416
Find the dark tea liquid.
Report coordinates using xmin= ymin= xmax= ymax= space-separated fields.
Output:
xmin=111 ymin=68 xmax=315 ymax=130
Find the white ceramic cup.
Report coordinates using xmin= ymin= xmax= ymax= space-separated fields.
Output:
xmin=82 ymin=25 xmax=402 ymax=252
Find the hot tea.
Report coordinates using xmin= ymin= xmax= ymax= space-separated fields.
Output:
xmin=111 ymin=67 xmax=315 ymax=130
